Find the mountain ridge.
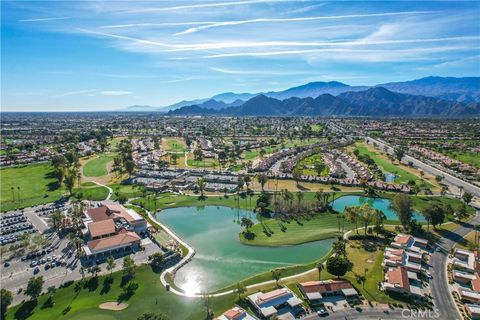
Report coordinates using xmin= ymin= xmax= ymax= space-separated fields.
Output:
xmin=167 ymin=87 xmax=480 ymax=117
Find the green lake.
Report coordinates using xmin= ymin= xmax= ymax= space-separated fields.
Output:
xmin=155 ymin=206 xmax=334 ymax=293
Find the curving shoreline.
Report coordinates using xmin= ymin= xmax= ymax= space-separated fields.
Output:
xmin=131 ymin=203 xmax=332 ymax=298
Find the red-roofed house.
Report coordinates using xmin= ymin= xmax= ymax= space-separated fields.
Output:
xmin=298 ymin=280 xmax=358 ymax=304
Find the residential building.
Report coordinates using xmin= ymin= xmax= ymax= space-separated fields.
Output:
xmin=383 ymin=267 xmax=422 ymax=297
xmin=247 ymin=287 xmax=303 ymax=319
xmin=298 ymin=280 xmax=358 ymax=304
xmin=217 ymin=306 xmax=259 ymax=320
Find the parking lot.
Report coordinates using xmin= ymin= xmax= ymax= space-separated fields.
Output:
xmin=0 ymin=211 xmax=36 ymax=246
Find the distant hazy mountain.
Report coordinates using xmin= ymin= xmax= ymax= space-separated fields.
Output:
xmin=169 ymin=87 xmax=479 ymax=117
xmin=211 ymin=92 xmax=256 ymax=103
xmin=121 ymin=105 xmax=158 ymax=112
xmin=267 ymin=81 xmax=367 ymax=100
xmin=378 ymin=76 xmax=480 ymax=103
xmin=123 ymin=76 xmax=480 ymax=113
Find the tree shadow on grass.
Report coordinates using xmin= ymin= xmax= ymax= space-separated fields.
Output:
xmin=117 ymin=281 xmax=138 ymax=302
xmin=14 ymin=299 xmax=37 ymax=320
xmin=100 ymin=277 xmax=114 ymax=295
xmin=83 ymin=277 xmax=99 ymax=292
xmin=242 ymin=231 xmax=256 ymax=240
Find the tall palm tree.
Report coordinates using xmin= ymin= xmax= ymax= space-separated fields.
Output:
xmin=315 ymin=189 xmax=324 ymax=210
xmin=256 ymin=174 xmax=268 ymax=192
xmin=17 ymin=186 xmax=21 ymax=203
xmin=196 ymin=177 xmax=206 ymax=198
xmin=316 ymin=262 xmax=324 ymax=280
xmin=345 ymin=207 xmax=359 ymax=234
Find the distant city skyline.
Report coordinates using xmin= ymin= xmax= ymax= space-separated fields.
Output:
xmin=2 ymin=0 xmax=479 ymax=112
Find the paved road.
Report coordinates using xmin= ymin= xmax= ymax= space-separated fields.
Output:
xmin=302 ymin=307 xmax=404 ymax=319
xmin=429 ymin=212 xmax=480 ymax=320
xmin=365 ymin=137 xmax=480 ymax=197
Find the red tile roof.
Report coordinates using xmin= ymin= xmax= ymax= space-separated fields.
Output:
xmin=223 ymin=307 xmax=245 ymax=320
xmin=387 ymin=267 xmax=410 ymax=292
xmin=88 ymin=231 xmax=140 ymax=252
xmin=88 ymin=219 xmax=116 ymax=238
xmin=300 ymin=280 xmax=353 ymax=293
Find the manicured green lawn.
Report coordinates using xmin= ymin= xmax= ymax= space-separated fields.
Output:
xmin=109 ymin=184 xmax=145 ymax=201
xmin=1 ymin=163 xmax=64 ymax=211
xmin=310 ymin=124 xmax=323 ymax=132
xmin=73 ymin=186 xmax=109 ymax=201
xmin=240 ymin=212 xmax=354 ymax=246
xmin=166 ymin=139 xmax=186 ymax=152
xmin=447 ymin=151 xmax=480 ymax=169
xmin=6 ymin=265 xmax=236 ymax=320
xmin=356 ymin=143 xmax=422 ymax=184
xmin=294 ymin=153 xmax=329 ymax=177
xmin=83 ymin=154 xmax=114 ymax=177
xmin=187 ymin=158 xmax=218 ymax=168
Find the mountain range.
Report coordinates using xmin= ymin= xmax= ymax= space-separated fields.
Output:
xmin=121 ymin=76 xmax=480 ymax=116
xmin=168 ymin=87 xmax=479 ymax=116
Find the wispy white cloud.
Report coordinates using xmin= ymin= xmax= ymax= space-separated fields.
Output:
xmin=203 ymin=46 xmax=473 ymax=60
xmin=52 ymin=89 xmax=132 ymax=97
xmin=120 ymin=0 xmax=290 ymax=14
xmin=19 ymin=17 xmax=70 ymax=22
xmin=53 ymin=89 xmax=97 ymax=98
xmin=173 ymin=11 xmax=436 ymax=36
xmin=80 ymin=27 xmax=479 ymax=53
xmin=100 ymin=90 xmax=133 ymax=96
xmin=210 ymin=67 xmax=314 ymax=75
xmin=100 ymin=22 xmax=216 ymax=29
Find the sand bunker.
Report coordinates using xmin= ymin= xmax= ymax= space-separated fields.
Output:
xmin=99 ymin=301 xmax=128 ymax=311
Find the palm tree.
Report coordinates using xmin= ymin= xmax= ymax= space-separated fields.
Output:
xmin=196 ymin=177 xmax=206 ymax=198
xmin=271 ymin=269 xmax=281 ymax=287
xmin=106 ymin=255 xmax=116 ymax=277
xmin=316 ymin=262 xmax=324 ymax=280
xmin=17 ymin=186 xmax=21 ymax=203
xmin=315 ymin=189 xmax=324 ymax=210
xmin=372 ymin=209 xmax=386 ymax=235
xmin=345 ymin=207 xmax=359 ymax=234
xmin=51 ymin=210 xmax=64 ymax=231
xmin=256 ymin=174 xmax=268 ymax=192
xmin=10 ymin=187 xmax=15 ymax=202
xmin=296 ymin=191 xmax=304 ymax=206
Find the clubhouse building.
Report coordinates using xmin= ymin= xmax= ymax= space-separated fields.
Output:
xmin=82 ymin=204 xmax=148 ymax=258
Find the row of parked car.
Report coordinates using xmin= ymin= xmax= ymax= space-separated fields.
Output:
xmin=1 ymin=222 xmax=33 ymax=236
xmin=34 ymin=203 xmax=68 ymax=217
xmin=0 ymin=228 xmax=35 ymax=246
xmin=1 ymin=215 xmax=27 ymax=227
xmin=0 ymin=211 xmax=23 ymax=220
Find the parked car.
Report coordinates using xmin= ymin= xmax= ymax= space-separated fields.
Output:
xmin=317 ymin=309 xmax=329 ymax=317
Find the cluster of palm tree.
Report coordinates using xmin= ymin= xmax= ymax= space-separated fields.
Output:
xmin=345 ymin=203 xmax=386 ymax=235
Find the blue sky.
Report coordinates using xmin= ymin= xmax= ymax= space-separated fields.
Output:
xmin=2 ymin=0 xmax=479 ymax=111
